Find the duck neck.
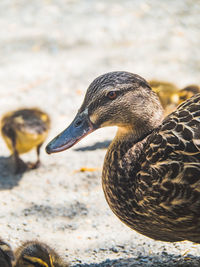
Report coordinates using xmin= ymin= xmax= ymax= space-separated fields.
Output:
xmin=104 ymin=115 xmax=161 ymax=167
xmin=102 ymin=126 xmax=150 ymax=185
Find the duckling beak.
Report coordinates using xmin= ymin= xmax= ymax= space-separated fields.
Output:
xmin=46 ymin=112 xmax=95 ymax=154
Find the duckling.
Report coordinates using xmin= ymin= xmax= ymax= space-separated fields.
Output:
xmin=46 ymin=71 xmax=200 ymax=243
xmin=1 ymin=108 xmax=50 ymax=173
xmin=149 ymin=80 xmax=180 ymax=109
xmin=14 ymin=241 xmax=68 ymax=267
xmin=0 ymin=239 xmax=15 ymax=267
xmin=149 ymin=80 xmax=200 ymax=115
xmin=178 ymin=84 xmax=200 ymax=104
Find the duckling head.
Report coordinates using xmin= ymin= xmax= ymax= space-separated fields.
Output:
xmin=14 ymin=241 xmax=66 ymax=267
xmin=46 ymin=71 xmax=164 ymax=153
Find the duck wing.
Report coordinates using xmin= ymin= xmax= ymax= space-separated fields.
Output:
xmin=145 ymin=93 xmax=200 ymax=175
xmin=136 ymin=94 xmax=200 ymax=242
xmin=146 ymin=93 xmax=200 ymax=159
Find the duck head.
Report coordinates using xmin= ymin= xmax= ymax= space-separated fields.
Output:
xmin=46 ymin=71 xmax=164 ymax=154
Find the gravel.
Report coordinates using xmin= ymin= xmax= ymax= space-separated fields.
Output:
xmin=0 ymin=0 xmax=200 ymax=266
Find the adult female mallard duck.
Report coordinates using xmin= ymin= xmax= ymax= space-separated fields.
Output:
xmin=46 ymin=71 xmax=200 ymax=243
xmin=14 ymin=241 xmax=68 ymax=267
xmin=0 ymin=239 xmax=15 ymax=267
xmin=1 ymin=108 xmax=50 ymax=173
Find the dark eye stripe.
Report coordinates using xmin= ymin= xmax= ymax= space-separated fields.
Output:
xmin=86 ymin=87 xmax=135 ymax=115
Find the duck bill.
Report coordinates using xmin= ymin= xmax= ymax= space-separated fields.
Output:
xmin=46 ymin=113 xmax=95 ymax=154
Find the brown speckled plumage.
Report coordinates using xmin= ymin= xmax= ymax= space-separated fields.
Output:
xmin=46 ymin=71 xmax=200 ymax=243
xmin=103 ymin=93 xmax=200 ymax=242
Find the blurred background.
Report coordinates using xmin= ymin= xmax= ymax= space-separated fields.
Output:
xmin=0 ymin=0 xmax=199 ymax=113
xmin=0 ymin=0 xmax=200 ymax=266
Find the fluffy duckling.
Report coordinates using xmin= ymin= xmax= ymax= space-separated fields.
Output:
xmin=46 ymin=71 xmax=200 ymax=243
xmin=178 ymin=84 xmax=200 ymax=104
xmin=150 ymin=80 xmax=200 ymax=115
xmin=1 ymin=108 xmax=50 ymax=173
xmin=149 ymin=80 xmax=180 ymax=110
xmin=14 ymin=241 xmax=68 ymax=267
xmin=0 ymin=239 xmax=15 ymax=267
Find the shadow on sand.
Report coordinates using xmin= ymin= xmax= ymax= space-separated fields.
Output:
xmin=75 ymin=140 xmax=111 ymax=152
xmin=0 ymin=156 xmax=23 ymax=189
xmin=72 ymin=254 xmax=200 ymax=267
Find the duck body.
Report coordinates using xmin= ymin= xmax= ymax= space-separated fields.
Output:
xmin=1 ymin=108 xmax=50 ymax=173
xmin=103 ymin=95 xmax=200 ymax=242
xmin=46 ymin=71 xmax=200 ymax=243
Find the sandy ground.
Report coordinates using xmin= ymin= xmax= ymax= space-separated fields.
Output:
xmin=0 ymin=0 xmax=200 ymax=266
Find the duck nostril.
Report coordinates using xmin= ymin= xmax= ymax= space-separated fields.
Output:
xmin=74 ymin=119 xmax=82 ymax=127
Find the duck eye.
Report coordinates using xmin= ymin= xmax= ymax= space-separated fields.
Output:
xmin=107 ymin=91 xmax=117 ymax=100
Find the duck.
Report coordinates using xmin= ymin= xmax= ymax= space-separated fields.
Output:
xmin=149 ymin=80 xmax=200 ymax=115
xmin=1 ymin=108 xmax=50 ymax=173
xmin=149 ymin=80 xmax=180 ymax=110
xmin=178 ymin=84 xmax=200 ymax=104
xmin=46 ymin=71 xmax=200 ymax=243
xmin=0 ymin=239 xmax=15 ymax=267
xmin=14 ymin=241 xmax=68 ymax=267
